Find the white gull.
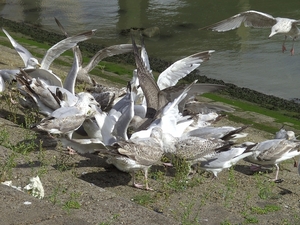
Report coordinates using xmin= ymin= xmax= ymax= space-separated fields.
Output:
xmin=198 ymin=143 xmax=255 ymax=178
xmin=200 ymin=10 xmax=300 ymax=55
xmin=244 ymin=139 xmax=300 ymax=181
xmin=33 ymin=92 xmax=100 ymax=139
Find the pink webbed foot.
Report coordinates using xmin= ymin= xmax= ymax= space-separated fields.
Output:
xmin=133 ymin=183 xmax=144 ymax=189
xmin=163 ymin=162 xmax=173 ymax=167
xmin=290 ymin=48 xmax=295 ymax=56
xmin=66 ymin=146 xmax=77 ymax=155
xmin=133 ymin=183 xmax=153 ymax=191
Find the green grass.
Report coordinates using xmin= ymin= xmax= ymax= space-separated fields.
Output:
xmin=91 ymin=70 xmax=129 ymax=85
xmin=250 ymin=204 xmax=281 ymax=214
xmin=131 ymin=193 xmax=154 ymax=206
xmin=202 ymin=93 xmax=300 ymax=130
xmin=62 ymin=191 xmax=81 ymax=212
xmin=96 ymin=61 xmax=133 ymax=76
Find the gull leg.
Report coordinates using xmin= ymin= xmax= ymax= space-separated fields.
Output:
xmin=208 ymin=172 xmax=218 ymax=182
xmin=144 ymin=169 xmax=153 ymax=191
xmin=271 ymin=164 xmax=285 ymax=183
xmin=290 ymin=38 xmax=295 ymax=55
xmin=187 ymin=166 xmax=197 ymax=179
xmin=282 ymin=36 xmax=287 ymax=53
xmin=163 ymin=162 xmax=173 ymax=167
xmin=293 ymin=157 xmax=298 ymax=167
xmin=274 ymin=164 xmax=279 ymax=180
xmin=8 ymin=92 xmax=17 ymax=104
xmin=272 ymin=164 xmax=284 ymax=183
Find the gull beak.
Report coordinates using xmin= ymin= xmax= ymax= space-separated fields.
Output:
xmin=37 ymin=63 xmax=41 ymax=68
xmin=268 ymin=31 xmax=276 ymax=39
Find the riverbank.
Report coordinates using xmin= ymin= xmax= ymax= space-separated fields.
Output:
xmin=1 ymin=17 xmax=300 ymax=225
xmin=1 ymin=16 xmax=300 ymax=115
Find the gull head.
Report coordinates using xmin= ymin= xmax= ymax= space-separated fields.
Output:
xmin=76 ymin=92 xmax=100 ymax=108
xmin=269 ymin=27 xmax=279 ymax=38
xmin=287 ymin=131 xmax=296 ymax=140
xmin=86 ymin=104 xmax=100 ymax=118
xmin=269 ymin=19 xmax=293 ymax=38
xmin=27 ymin=57 xmax=41 ymax=69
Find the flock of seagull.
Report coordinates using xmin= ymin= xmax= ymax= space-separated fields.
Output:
xmin=1 ymin=10 xmax=300 ymax=190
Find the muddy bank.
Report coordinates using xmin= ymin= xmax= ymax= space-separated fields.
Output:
xmin=1 ymin=16 xmax=300 ymax=115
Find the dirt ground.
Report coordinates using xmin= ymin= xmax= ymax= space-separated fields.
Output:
xmin=0 ymin=32 xmax=300 ymax=225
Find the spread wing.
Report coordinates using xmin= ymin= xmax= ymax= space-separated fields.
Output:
xmin=132 ymin=37 xmax=161 ymax=118
xmin=157 ymin=50 xmax=214 ymax=90
xmin=2 ymin=28 xmax=33 ymax=66
xmin=84 ymin=44 xmax=134 ymax=73
xmin=40 ymin=29 xmax=96 ymax=70
xmin=200 ymin=10 xmax=277 ymax=32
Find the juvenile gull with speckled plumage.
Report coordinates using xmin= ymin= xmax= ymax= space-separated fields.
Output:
xmin=244 ymin=139 xmax=300 ymax=181
xmin=97 ymin=127 xmax=165 ymax=190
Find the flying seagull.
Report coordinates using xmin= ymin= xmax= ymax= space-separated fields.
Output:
xmin=200 ymin=10 xmax=300 ymax=55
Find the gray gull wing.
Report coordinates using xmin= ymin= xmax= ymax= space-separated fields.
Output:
xmin=54 ymin=17 xmax=68 ymax=37
xmin=63 ymin=45 xmax=81 ymax=94
xmin=83 ymin=44 xmax=134 ymax=73
xmin=132 ymin=37 xmax=162 ymax=118
xmin=2 ymin=28 xmax=34 ymax=67
xmin=24 ymin=68 xmax=62 ymax=87
xmin=200 ymin=10 xmax=276 ymax=32
xmin=40 ymin=29 xmax=96 ymax=70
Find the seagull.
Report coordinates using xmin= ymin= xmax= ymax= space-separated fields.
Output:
xmin=274 ymin=126 xmax=297 ymax=140
xmin=86 ymin=80 xmax=127 ymax=111
xmin=32 ymin=92 xmax=100 ymax=139
xmin=274 ymin=126 xmax=299 ymax=167
xmin=66 ymin=82 xmax=135 ymax=147
xmin=2 ymin=27 xmax=95 ymax=86
xmin=90 ymin=82 xmax=135 ymax=145
xmin=200 ymin=10 xmax=300 ymax=55
xmin=131 ymin=37 xmax=225 ymax=132
xmin=244 ymin=139 xmax=300 ymax=181
xmin=198 ymin=143 xmax=255 ymax=178
xmin=132 ymin=37 xmax=219 ymax=114
xmin=16 ymin=69 xmax=78 ymax=116
xmin=16 ymin=70 xmax=61 ymax=115
xmin=97 ymin=127 xmax=164 ymax=190
xmin=161 ymin=132 xmax=233 ymax=177
xmin=130 ymin=80 xmax=198 ymax=140
xmin=185 ymin=125 xmax=250 ymax=141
